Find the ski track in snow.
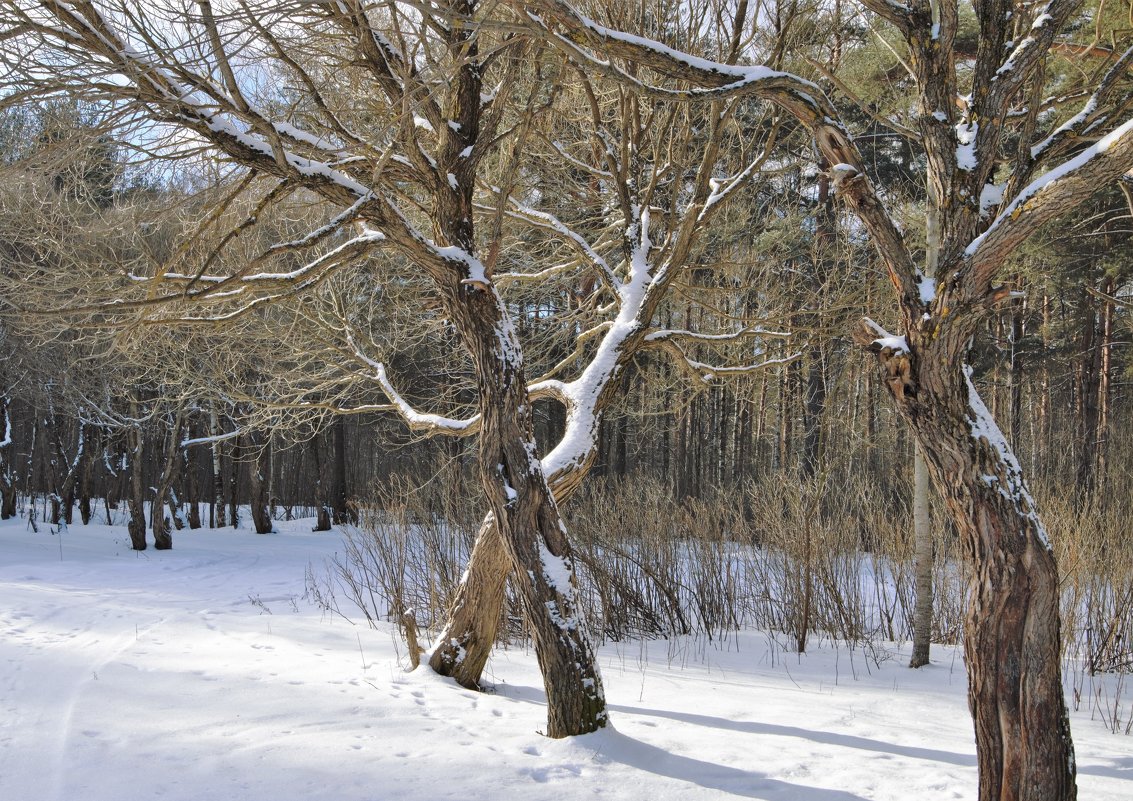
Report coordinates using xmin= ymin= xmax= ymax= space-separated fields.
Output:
xmin=0 ymin=517 xmax=1130 ymax=800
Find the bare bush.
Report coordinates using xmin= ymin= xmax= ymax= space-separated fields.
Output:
xmin=320 ymin=469 xmax=481 ymax=635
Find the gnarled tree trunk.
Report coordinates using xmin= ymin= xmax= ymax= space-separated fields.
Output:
xmin=430 ymin=460 xmax=593 ymax=689
xmin=450 ymin=279 xmax=606 ymax=737
xmin=860 ymin=323 xmax=1075 ymax=801
xmin=908 ymin=444 xmax=933 ymax=668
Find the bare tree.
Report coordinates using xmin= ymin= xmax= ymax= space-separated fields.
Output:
xmin=522 ymin=0 xmax=1133 ymax=797
xmin=0 ymin=0 xmax=607 ymax=737
xmin=427 ymin=4 xmax=796 ymax=687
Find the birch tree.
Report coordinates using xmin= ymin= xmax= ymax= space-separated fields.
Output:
xmin=519 ymin=0 xmax=1133 ymax=797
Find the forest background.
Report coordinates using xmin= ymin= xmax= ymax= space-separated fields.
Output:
xmin=2 ymin=1 xmax=1133 ymax=798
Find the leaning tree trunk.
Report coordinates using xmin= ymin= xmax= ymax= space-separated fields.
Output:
xmin=451 ymin=281 xmax=606 ymax=737
xmin=861 ymin=326 xmax=1075 ymax=801
xmin=431 ymin=460 xmax=593 ymax=689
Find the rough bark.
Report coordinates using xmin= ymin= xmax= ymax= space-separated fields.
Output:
xmin=909 ymin=444 xmax=933 ymax=668
xmin=426 ymin=6 xmax=605 ymax=736
xmin=455 ymin=285 xmax=607 ymax=737
xmin=858 ymin=320 xmax=1075 ymax=801
xmin=430 ymin=444 xmax=597 ymax=688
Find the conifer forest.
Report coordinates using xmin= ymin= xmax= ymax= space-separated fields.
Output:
xmin=2 ymin=3 xmax=1133 ymax=800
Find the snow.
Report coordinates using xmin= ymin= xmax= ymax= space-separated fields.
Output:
xmin=917 ymin=274 xmax=937 ymax=305
xmin=955 ymin=121 xmax=978 ymax=171
xmin=348 ymin=338 xmax=479 ymax=434
xmin=534 ymin=5 xmax=818 ymax=96
xmin=964 ymin=366 xmax=1049 ymax=547
xmin=978 ymin=183 xmax=1004 ymax=218
xmin=541 ymin=206 xmax=657 ymax=477
xmin=968 ymin=114 xmax=1133 ymax=257
xmin=873 ymin=335 xmax=909 ymax=354
xmin=0 ymin=516 xmax=1130 ymax=800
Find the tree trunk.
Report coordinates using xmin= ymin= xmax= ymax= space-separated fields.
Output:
xmin=228 ymin=433 xmax=239 ymax=530
xmin=1096 ymin=274 xmax=1114 ymax=489
xmin=210 ymin=407 xmax=226 ymax=528
xmin=49 ymin=416 xmax=83 ymax=527
xmin=152 ymin=411 xmax=184 ymax=551
xmin=430 ymin=443 xmax=598 ymax=691
xmin=185 ymin=423 xmax=202 ymax=530
xmin=126 ymin=406 xmax=146 ymax=551
xmin=78 ymin=425 xmax=94 ymax=526
xmin=800 ymin=349 xmax=825 ymax=479
xmin=311 ymin=428 xmax=332 ymax=532
xmin=1073 ymin=287 xmax=1101 ymax=501
xmin=0 ymin=395 xmax=16 ymax=520
xmin=331 ymin=416 xmax=354 ymax=524
xmin=909 ymin=444 xmax=933 ymax=668
xmin=458 ymin=292 xmax=606 ymax=737
xmin=860 ymin=324 xmax=1075 ymax=801
xmin=248 ymin=431 xmax=273 ymax=534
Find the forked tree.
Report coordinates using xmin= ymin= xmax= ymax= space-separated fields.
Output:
xmin=424 ymin=9 xmax=796 ymax=687
xmin=0 ymin=0 xmax=606 ymax=737
xmin=521 ymin=0 xmax=1133 ymax=798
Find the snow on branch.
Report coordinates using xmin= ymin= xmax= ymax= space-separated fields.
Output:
xmin=181 ymin=428 xmax=243 ymax=448
xmin=966 ymin=114 xmax=1133 ymax=289
xmin=517 ymin=0 xmax=923 ymax=314
xmin=644 ymin=326 xmax=790 ymax=344
xmin=547 ymin=138 xmax=613 ymax=179
xmin=19 ymin=1 xmax=379 ymax=207
xmin=696 ymin=142 xmax=775 ymax=225
xmin=650 ymin=339 xmax=802 ymax=384
xmin=490 ymin=191 xmax=620 ymax=291
xmin=523 ymin=3 xmax=820 ymax=106
xmin=344 ymin=333 xmax=480 ymax=437
xmin=992 ymin=1 xmax=1074 ymax=92
xmin=0 ymin=405 xmax=11 ymax=450
xmin=1028 ymin=43 xmax=1133 ymax=163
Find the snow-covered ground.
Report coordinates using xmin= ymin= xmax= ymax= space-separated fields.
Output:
xmin=1 ymin=516 xmax=1129 ymax=801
